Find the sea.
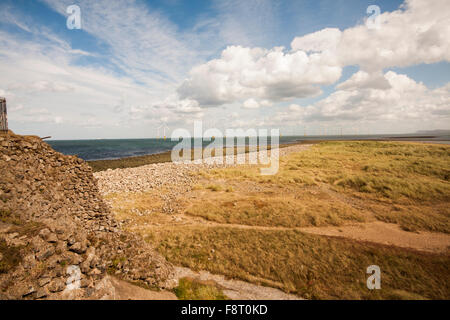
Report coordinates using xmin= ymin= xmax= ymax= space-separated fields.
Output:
xmin=47 ymin=134 xmax=450 ymax=161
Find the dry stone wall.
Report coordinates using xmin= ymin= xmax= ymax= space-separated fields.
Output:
xmin=0 ymin=132 xmax=173 ymax=299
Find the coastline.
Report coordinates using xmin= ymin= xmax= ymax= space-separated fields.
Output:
xmin=87 ymin=142 xmax=305 ymax=172
xmin=87 ymin=137 xmax=449 ymax=172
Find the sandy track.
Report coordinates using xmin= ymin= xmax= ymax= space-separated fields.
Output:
xmin=300 ymin=221 xmax=450 ymax=253
xmin=172 ymin=267 xmax=301 ymax=300
xmin=108 ymin=276 xmax=177 ymax=300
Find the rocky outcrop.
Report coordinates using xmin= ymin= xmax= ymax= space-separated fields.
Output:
xmin=0 ymin=132 xmax=173 ymax=299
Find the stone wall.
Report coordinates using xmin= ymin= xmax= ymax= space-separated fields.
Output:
xmin=0 ymin=132 xmax=173 ymax=299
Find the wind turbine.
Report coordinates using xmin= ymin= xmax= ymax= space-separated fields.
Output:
xmin=157 ymin=121 xmax=169 ymax=140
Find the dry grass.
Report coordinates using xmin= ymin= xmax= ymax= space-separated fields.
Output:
xmin=88 ymin=151 xmax=173 ymax=172
xmin=197 ymin=141 xmax=450 ymax=233
xmin=0 ymin=210 xmax=43 ymax=274
xmin=185 ymin=186 xmax=367 ymax=228
xmin=145 ymin=225 xmax=449 ymax=300
xmin=105 ymin=141 xmax=450 ymax=300
xmin=105 ymin=191 xmax=165 ymax=217
xmin=0 ymin=239 xmax=23 ymax=274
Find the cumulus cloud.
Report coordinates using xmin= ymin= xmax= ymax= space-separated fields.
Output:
xmin=178 ymin=45 xmax=338 ymax=105
xmin=336 ymin=71 xmax=392 ymax=91
xmin=1 ymin=0 xmax=449 ymax=137
xmin=179 ymin=0 xmax=450 ymax=109
xmin=274 ymin=71 xmax=450 ymax=125
xmin=292 ymin=0 xmax=450 ymax=72
xmin=291 ymin=28 xmax=342 ymax=53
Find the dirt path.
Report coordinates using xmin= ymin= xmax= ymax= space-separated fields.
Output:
xmin=300 ymin=221 xmax=450 ymax=253
xmin=145 ymin=214 xmax=450 ymax=253
xmin=108 ymin=276 xmax=177 ymax=300
xmin=172 ymin=267 xmax=301 ymax=300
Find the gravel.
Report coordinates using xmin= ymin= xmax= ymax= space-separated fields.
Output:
xmin=94 ymin=144 xmax=312 ymax=196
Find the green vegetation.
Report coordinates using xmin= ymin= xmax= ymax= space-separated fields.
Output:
xmin=174 ymin=277 xmax=228 ymax=300
xmin=107 ymin=255 xmax=127 ymax=275
xmin=206 ymin=184 xmax=222 ymax=192
xmin=198 ymin=141 xmax=450 ymax=233
xmin=148 ymin=226 xmax=449 ymax=300
xmin=88 ymin=151 xmax=173 ymax=172
xmin=0 ymin=239 xmax=23 ymax=274
xmin=205 ymin=141 xmax=450 ymax=200
xmin=0 ymin=209 xmax=43 ymax=274
xmin=0 ymin=209 xmax=21 ymax=225
xmin=0 ymin=209 xmax=43 ymax=236
xmin=185 ymin=190 xmax=367 ymax=228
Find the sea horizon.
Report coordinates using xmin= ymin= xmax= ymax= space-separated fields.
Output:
xmin=47 ymin=133 xmax=450 ymax=161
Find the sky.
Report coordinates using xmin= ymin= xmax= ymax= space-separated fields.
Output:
xmin=0 ymin=0 xmax=449 ymax=139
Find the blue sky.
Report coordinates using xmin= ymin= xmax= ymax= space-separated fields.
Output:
xmin=0 ymin=0 xmax=448 ymax=139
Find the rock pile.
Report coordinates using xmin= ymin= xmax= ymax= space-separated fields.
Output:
xmin=95 ymin=144 xmax=311 ymax=196
xmin=95 ymin=144 xmax=311 ymax=215
xmin=0 ymin=132 xmax=173 ymax=299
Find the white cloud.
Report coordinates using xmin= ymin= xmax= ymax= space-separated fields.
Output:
xmin=9 ymin=80 xmax=75 ymax=93
xmin=178 ymin=45 xmax=338 ymax=106
xmin=41 ymin=0 xmax=203 ymax=87
xmin=292 ymin=0 xmax=450 ymax=72
xmin=274 ymin=71 xmax=450 ymax=126
xmin=243 ymin=98 xmax=260 ymax=109
xmin=291 ymin=28 xmax=342 ymax=53
xmin=179 ymin=0 xmax=450 ymax=110
xmin=1 ymin=0 xmax=449 ymax=137
xmin=336 ymin=71 xmax=392 ymax=91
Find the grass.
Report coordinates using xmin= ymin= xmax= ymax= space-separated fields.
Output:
xmin=185 ymin=188 xmax=367 ymax=228
xmin=88 ymin=151 xmax=173 ymax=172
xmin=0 ymin=239 xmax=23 ymax=274
xmin=203 ymin=141 xmax=449 ymax=200
xmin=206 ymin=184 xmax=222 ymax=192
xmin=0 ymin=209 xmax=21 ymax=225
xmin=174 ymin=277 xmax=228 ymax=300
xmin=105 ymin=141 xmax=450 ymax=300
xmin=0 ymin=209 xmax=43 ymax=236
xmin=197 ymin=141 xmax=450 ymax=233
xmin=0 ymin=209 xmax=43 ymax=275
xmin=145 ymin=225 xmax=449 ymax=300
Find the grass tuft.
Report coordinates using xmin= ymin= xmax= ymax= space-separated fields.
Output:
xmin=174 ymin=277 xmax=228 ymax=300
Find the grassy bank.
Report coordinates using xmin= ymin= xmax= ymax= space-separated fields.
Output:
xmin=174 ymin=277 xmax=228 ymax=300
xmin=196 ymin=141 xmax=450 ymax=233
xmin=106 ymin=141 xmax=450 ymax=300
xmin=88 ymin=151 xmax=173 ymax=172
xmin=146 ymin=226 xmax=449 ymax=300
